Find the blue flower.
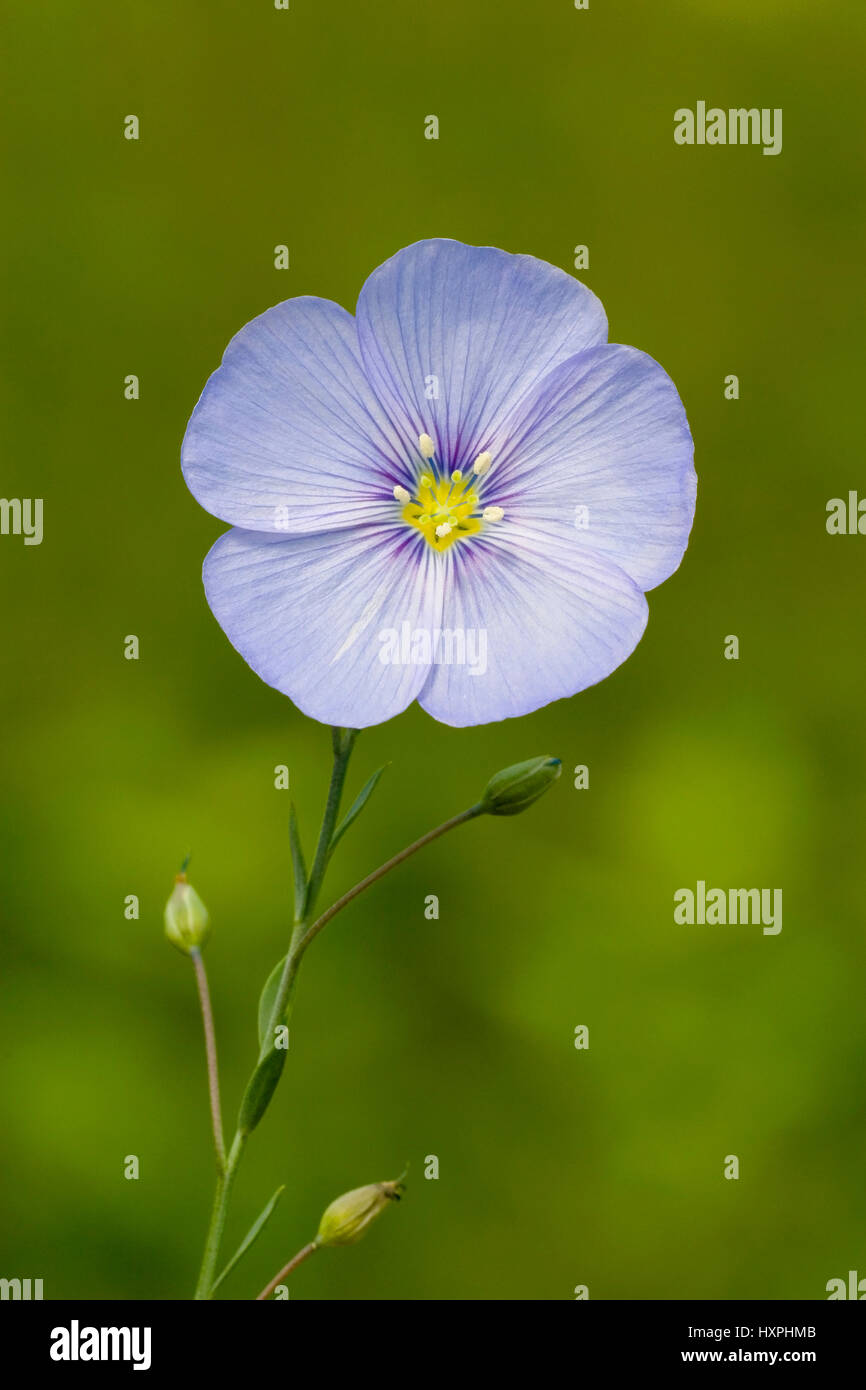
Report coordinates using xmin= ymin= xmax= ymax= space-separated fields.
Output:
xmin=182 ymin=239 xmax=696 ymax=728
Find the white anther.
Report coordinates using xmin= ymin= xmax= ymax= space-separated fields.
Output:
xmin=482 ymin=506 xmax=504 ymax=522
xmin=418 ymin=433 xmax=436 ymax=459
xmin=472 ymin=452 xmax=492 ymax=476
xmin=435 ymin=522 xmax=453 ymax=539
xmin=393 ymin=485 xmax=411 ymax=504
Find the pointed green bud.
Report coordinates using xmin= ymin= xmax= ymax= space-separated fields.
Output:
xmin=164 ymin=873 xmax=210 ymax=954
xmin=315 ymin=1176 xmax=405 ymax=1248
xmin=480 ymin=755 xmax=561 ymax=816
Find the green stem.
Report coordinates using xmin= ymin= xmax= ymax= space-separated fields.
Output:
xmin=265 ymin=802 xmax=484 ymax=1062
xmin=193 ymin=726 xmax=356 ymax=1300
xmin=193 ymin=730 xmax=484 ymax=1299
xmin=194 ymin=1131 xmax=245 ymax=1299
xmin=266 ymin=727 xmax=357 ymax=1050
xmin=295 ymin=803 xmax=483 ymax=963
xmin=302 ymin=728 xmax=357 ymax=923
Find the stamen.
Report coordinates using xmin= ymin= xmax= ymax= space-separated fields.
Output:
xmin=398 ymin=446 xmax=490 ymax=551
xmin=482 ymin=506 xmax=504 ymax=522
xmin=473 ymin=452 xmax=492 ymax=477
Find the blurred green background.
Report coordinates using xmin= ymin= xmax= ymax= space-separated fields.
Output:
xmin=2 ymin=0 xmax=865 ymax=1301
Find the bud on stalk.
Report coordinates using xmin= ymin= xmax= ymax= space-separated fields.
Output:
xmin=315 ymin=1176 xmax=406 ymax=1248
xmin=479 ymin=756 xmax=561 ymax=816
xmin=164 ymin=873 xmax=210 ymax=954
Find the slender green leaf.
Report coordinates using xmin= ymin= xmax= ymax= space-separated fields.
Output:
xmin=329 ymin=765 xmax=387 ymax=855
xmin=238 ymin=1044 xmax=287 ymax=1135
xmin=257 ymin=954 xmax=287 ymax=1049
xmin=289 ymin=803 xmax=307 ymax=921
xmin=211 ymin=1185 xmax=286 ymax=1294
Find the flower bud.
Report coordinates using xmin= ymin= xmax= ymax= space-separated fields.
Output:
xmin=315 ymin=1176 xmax=405 ymax=1248
xmin=164 ymin=873 xmax=210 ymax=954
xmin=480 ymin=755 xmax=561 ymax=816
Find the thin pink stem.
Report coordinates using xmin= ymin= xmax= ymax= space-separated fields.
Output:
xmin=256 ymin=1242 xmax=319 ymax=1300
xmin=191 ymin=948 xmax=225 ymax=1173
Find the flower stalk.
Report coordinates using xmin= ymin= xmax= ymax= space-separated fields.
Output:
xmin=190 ymin=947 xmax=225 ymax=1174
xmin=255 ymin=1242 xmax=318 ymax=1301
xmin=294 ymin=803 xmax=483 ymax=961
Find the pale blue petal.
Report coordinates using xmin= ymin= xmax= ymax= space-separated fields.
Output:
xmin=417 ymin=523 xmax=648 ymax=727
xmin=487 ymin=345 xmax=696 ymax=591
xmin=183 ymin=297 xmax=413 ymax=534
xmin=355 ymin=239 xmax=608 ymax=471
xmin=202 ymin=524 xmax=445 ymax=728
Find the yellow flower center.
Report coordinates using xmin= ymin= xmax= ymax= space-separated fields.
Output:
xmin=393 ymin=440 xmax=505 ymax=552
xmin=402 ymin=471 xmax=482 ymax=552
